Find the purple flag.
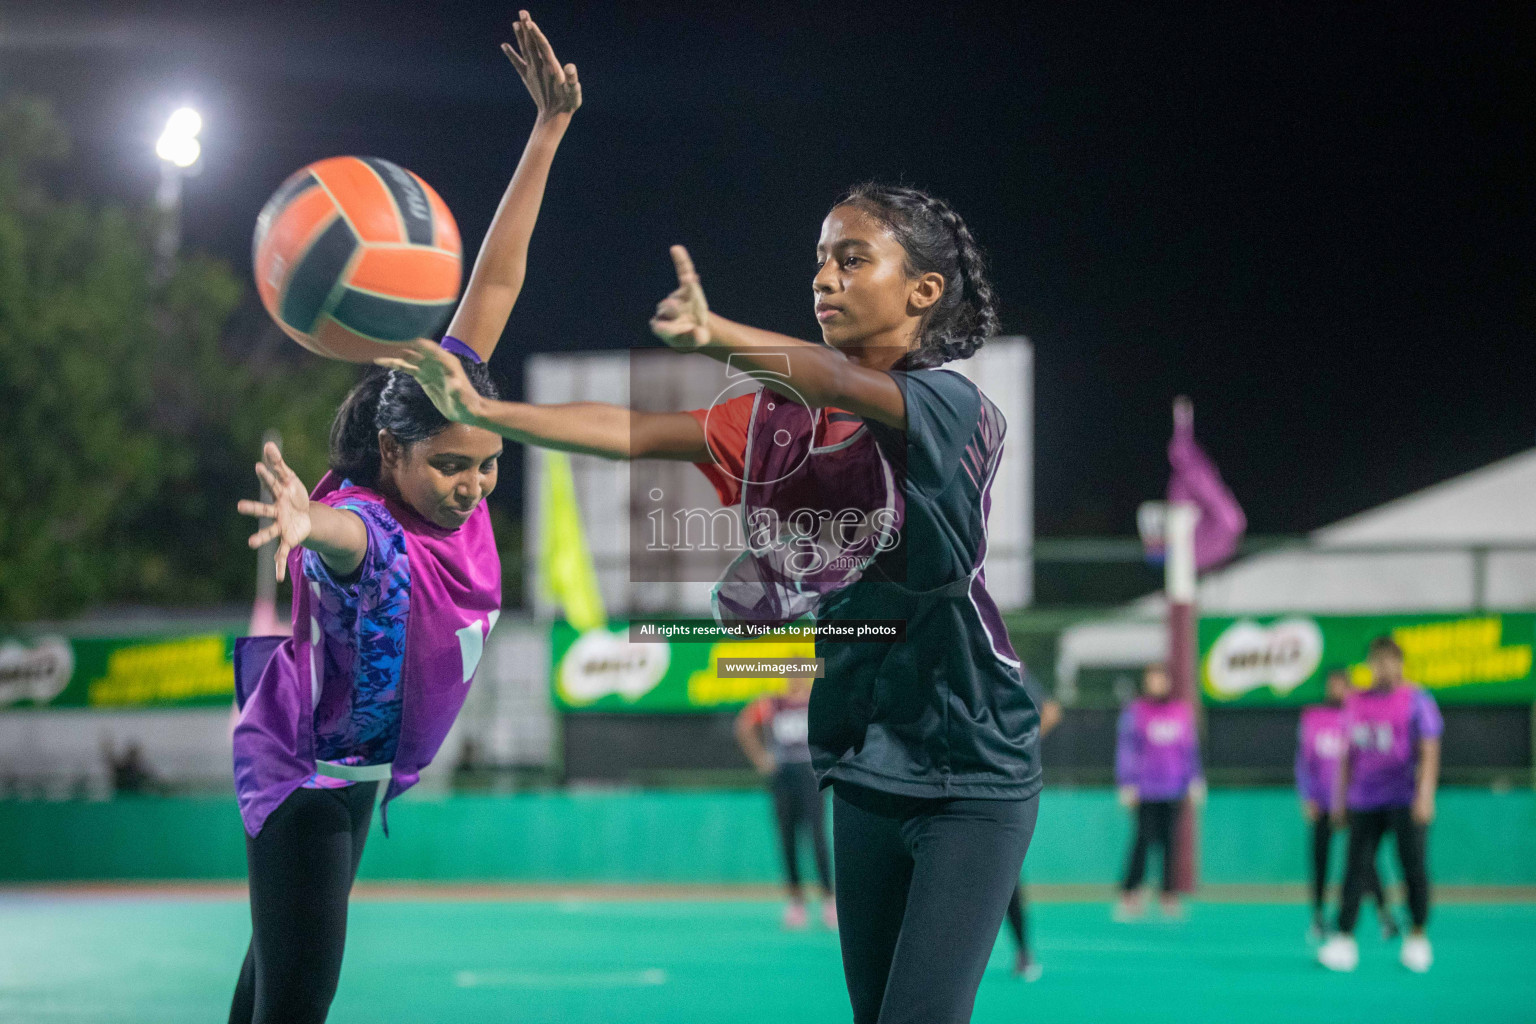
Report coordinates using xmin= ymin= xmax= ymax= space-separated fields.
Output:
xmin=1167 ymin=409 xmax=1246 ymax=572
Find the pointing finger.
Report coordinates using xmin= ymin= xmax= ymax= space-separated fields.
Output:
xmin=670 ymin=245 xmax=697 ymax=285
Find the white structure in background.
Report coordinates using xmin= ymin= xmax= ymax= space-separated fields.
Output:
xmin=429 ymin=617 xmax=554 ymax=789
xmin=525 ymin=337 xmax=1034 ymax=616
xmin=947 ymin=339 xmax=1033 ymax=607
xmin=1056 ymin=448 xmax=1536 ymax=698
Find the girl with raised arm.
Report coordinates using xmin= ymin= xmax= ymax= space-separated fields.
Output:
xmin=227 ymin=14 xmax=579 ymax=1022
xmin=384 ymin=184 xmax=1042 ymax=1024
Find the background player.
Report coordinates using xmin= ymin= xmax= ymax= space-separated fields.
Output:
xmin=1115 ymin=663 xmax=1204 ymax=921
xmin=1318 ymin=635 xmax=1442 ymax=974
xmin=1297 ymin=667 xmax=1397 ymax=942
xmin=735 ymin=675 xmax=836 ymax=930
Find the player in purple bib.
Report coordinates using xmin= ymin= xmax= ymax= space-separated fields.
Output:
xmin=1114 ymin=663 xmax=1205 ymax=920
xmin=227 ymin=15 xmax=580 ymax=1023
xmin=1296 ymin=667 xmax=1394 ymax=941
xmin=1317 ymin=635 xmax=1443 ymax=974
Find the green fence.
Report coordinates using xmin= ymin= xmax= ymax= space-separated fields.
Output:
xmin=2 ymin=788 xmax=1532 ymax=885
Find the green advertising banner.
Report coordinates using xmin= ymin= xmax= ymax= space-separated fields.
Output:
xmin=550 ymin=622 xmax=817 ymax=712
xmin=1199 ymin=613 xmax=1536 ymax=706
xmin=0 ymin=633 xmax=239 ymax=710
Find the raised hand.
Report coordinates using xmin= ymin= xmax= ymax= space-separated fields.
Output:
xmin=374 ymin=340 xmax=484 ymax=425
xmin=649 ymin=246 xmax=711 ymax=350
xmin=503 ymin=10 xmax=581 ymax=121
xmin=237 ymin=442 xmax=312 ymax=584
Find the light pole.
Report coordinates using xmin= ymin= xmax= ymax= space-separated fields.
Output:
xmin=153 ymin=106 xmax=201 ymax=280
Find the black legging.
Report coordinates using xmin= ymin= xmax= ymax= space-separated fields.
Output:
xmin=230 ymin=782 xmax=377 ymax=1024
xmin=832 ymin=781 xmax=1038 ymax=1024
xmin=1310 ymin=815 xmax=1385 ymax=914
xmin=1338 ymin=806 xmax=1430 ymax=933
xmin=771 ymin=762 xmax=832 ymax=895
xmin=1122 ymin=799 xmax=1179 ymax=894
xmin=1004 ymin=883 xmax=1028 ymax=955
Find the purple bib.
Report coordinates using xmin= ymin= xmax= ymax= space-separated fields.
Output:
xmin=232 ymin=473 xmax=500 ymax=836
xmin=712 ymin=385 xmax=902 ymax=628
xmin=1116 ymin=697 xmax=1200 ymax=802
xmin=1342 ymin=683 xmax=1442 ymax=810
xmin=1296 ymin=704 xmax=1346 ymax=809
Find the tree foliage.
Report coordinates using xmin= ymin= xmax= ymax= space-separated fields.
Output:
xmin=0 ymin=95 xmax=354 ymax=620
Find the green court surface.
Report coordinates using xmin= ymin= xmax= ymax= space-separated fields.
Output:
xmin=2 ymin=895 xmax=1533 ymax=1024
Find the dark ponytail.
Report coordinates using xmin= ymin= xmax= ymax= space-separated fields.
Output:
xmin=327 ymin=357 xmax=501 ymax=487
xmin=832 ymin=183 xmax=1000 ymax=370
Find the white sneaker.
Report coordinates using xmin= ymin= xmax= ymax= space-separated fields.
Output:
xmin=1112 ymin=894 xmax=1146 ymax=922
xmin=1317 ymin=934 xmax=1359 ymax=972
xmin=1400 ymin=935 xmax=1433 ymax=973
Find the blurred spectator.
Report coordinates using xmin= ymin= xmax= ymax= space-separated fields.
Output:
xmin=101 ymin=736 xmax=163 ymax=795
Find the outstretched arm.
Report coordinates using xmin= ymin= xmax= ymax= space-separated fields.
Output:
xmin=649 ymin=247 xmax=908 ymax=428
xmin=237 ymin=442 xmax=367 ymax=582
xmin=375 ymin=341 xmax=711 ymax=461
xmin=445 ymin=11 xmax=581 ymax=361
xmin=466 ymin=399 xmax=710 ymax=461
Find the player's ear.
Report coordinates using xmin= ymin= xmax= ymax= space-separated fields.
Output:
xmin=378 ymin=430 xmax=402 ymax=470
xmin=907 ymin=271 xmax=945 ymax=313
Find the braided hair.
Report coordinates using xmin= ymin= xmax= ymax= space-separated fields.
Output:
xmin=833 ymin=183 xmax=1000 ymax=370
xmin=328 ymin=359 xmax=501 ymax=487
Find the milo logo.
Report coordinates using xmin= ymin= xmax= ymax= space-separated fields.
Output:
xmin=557 ymin=629 xmax=670 ymax=706
xmin=1204 ymin=617 xmax=1324 ymax=699
xmin=0 ymin=638 xmax=75 ymax=707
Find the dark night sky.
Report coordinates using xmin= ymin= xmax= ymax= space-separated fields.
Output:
xmin=5 ymin=2 xmax=1533 ymax=535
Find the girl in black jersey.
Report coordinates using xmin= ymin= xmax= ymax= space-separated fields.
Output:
xmin=383 ymin=184 xmax=1040 ymax=1024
